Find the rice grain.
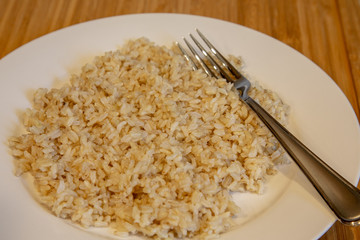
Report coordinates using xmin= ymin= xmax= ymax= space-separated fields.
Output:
xmin=8 ymin=38 xmax=290 ymax=239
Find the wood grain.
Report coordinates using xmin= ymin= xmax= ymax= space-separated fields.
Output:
xmin=337 ymin=0 xmax=360 ymax=121
xmin=0 ymin=0 xmax=359 ymax=239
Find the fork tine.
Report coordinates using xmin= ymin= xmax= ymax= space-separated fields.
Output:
xmin=189 ymin=34 xmax=234 ymax=83
xmin=176 ymin=41 xmax=198 ymax=71
xmin=196 ymin=29 xmax=243 ymax=80
xmin=183 ymin=37 xmax=216 ymax=78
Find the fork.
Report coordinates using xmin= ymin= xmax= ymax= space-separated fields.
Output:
xmin=177 ymin=29 xmax=360 ymax=226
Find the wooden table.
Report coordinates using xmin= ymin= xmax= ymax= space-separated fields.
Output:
xmin=1 ymin=0 xmax=359 ymax=239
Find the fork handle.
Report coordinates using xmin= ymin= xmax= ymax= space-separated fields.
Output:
xmin=245 ymin=96 xmax=360 ymax=226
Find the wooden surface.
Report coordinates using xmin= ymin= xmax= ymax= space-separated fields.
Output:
xmin=1 ymin=0 xmax=359 ymax=239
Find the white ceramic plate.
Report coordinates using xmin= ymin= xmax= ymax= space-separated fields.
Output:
xmin=0 ymin=14 xmax=359 ymax=240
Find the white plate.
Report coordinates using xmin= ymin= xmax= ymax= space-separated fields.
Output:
xmin=0 ymin=13 xmax=359 ymax=240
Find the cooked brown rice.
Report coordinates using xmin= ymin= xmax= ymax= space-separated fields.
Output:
xmin=8 ymin=38 xmax=289 ymax=239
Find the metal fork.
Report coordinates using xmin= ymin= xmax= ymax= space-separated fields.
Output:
xmin=177 ymin=29 xmax=360 ymax=226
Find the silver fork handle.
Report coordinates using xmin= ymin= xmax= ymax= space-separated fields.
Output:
xmin=245 ymin=96 xmax=360 ymax=226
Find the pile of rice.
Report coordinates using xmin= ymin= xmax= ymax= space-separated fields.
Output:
xmin=8 ymin=38 xmax=289 ymax=239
